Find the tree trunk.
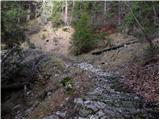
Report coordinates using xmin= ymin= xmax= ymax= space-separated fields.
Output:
xmin=2 ymin=82 xmax=29 ymax=91
xmin=27 ymin=5 xmax=31 ymax=21
xmin=104 ymin=0 xmax=106 ymax=15
xmin=152 ymin=1 xmax=158 ymax=26
xmin=92 ymin=40 xmax=139 ymax=55
xmin=125 ymin=2 xmax=154 ymax=48
xmin=118 ymin=1 xmax=121 ymax=26
xmin=64 ymin=0 xmax=68 ymax=25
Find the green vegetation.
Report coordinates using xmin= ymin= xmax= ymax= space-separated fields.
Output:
xmin=51 ymin=1 xmax=63 ymax=27
xmin=60 ymin=77 xmax=73 ymax=94
xmin=124 ymin=1 xmax=158 ymax=43
xmin=71 ymin=12 xmax=96 ymax=55
xmin=1 ymin=1 xmax=28 ymax=47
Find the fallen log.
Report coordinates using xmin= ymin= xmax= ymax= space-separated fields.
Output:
xmin=92 ymin=40 xmax=139 ymax=55
xmin=1 ymin=82 xmax=30 ymax=91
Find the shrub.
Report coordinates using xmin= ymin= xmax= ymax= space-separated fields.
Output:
xmin=124 ymin=1 xmax=158 ymax=39
xmin=71 ymin=12 xmax=96 ymax=55
xmin=1 ymin=1 xmax=27 ymax=48
xmin=60 ymin=77 xmax=73 ymax=94
xmin=51 ymin=1 xmax=63 ymax=27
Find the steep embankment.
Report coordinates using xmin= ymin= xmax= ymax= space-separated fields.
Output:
xmin=2 ymin=19 xmax=158 ymax=119
xmin=22 ymin=20 xmax=73 ymax=56
xmin=3 ymin=48 xmax=157 ymax=119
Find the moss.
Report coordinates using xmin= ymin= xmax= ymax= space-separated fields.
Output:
xmin=60 ymin=77 xmax=74 ymax=95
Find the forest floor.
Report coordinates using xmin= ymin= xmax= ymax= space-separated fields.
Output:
xmin=2 ymin=19 xmax=159 ymax=119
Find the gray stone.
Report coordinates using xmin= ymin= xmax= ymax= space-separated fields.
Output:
xmin=85 ymin=104 xmax=99 ymax=112
xmin=65 ymin=97 xmax=69 ymax=101
xmin=79 ymin=108 xmax=93 ymax=117
xmin=84 ymin=100 xmax=91 ymax=105
xmin=47 ymin=92 xmax=52 ymax=96
xmin=90 ymin=114 xmax=99 ymax=119
xmin=103 ymin=107 xmax=116 ymax=117
xmin=89 ymin=87 xmax=103 ymax=95
xmin=97 ymin=110 xmax=105 ymax=117
xmin=74 ymin=98 xmax=83 ymax=105
xmin=95 ymin=101 xmax=106 ymax=109
xmin=134 ymin=96 xmax=139 ymax=100
xmin=56 ymin=111 xmax=66 ymax=118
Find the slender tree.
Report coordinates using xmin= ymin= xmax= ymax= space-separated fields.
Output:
xmin=64 ymin=0 xmax=68 ymax=25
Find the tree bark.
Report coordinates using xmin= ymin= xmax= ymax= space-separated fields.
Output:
xmin=27 ymin=5 xmax=31 ymax=21
xmin=104 ymin=0 xmax=106 ymax=15
xmin=64 ymin=0 xmax=68 ymax=25
xmin=92 ymin=40 xmax=138 ymax=55
xmin=118 ymin=1 xmax=121 ymax=26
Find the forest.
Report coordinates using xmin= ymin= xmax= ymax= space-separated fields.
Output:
xmin=1 ymin=1 xmax=159 ymax=119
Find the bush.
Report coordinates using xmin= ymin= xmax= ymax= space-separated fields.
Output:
xmin=51 ymin=1 xmax=63 ymax=27
xmin=71 ymin=12 xmax=96 ymax=55
xmin=124 ymin=1 xmax=159 ymax=39
xmin=1 ymin=1 xmax=27 ymax=48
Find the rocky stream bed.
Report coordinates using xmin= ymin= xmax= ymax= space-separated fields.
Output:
xmin=2 ymin=48 xmax=158 ymax=119
xmin=44 ymin=61 xmax=158 ymax=119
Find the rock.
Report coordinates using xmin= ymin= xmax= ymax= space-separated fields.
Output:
xmin=47 ymin=92 xmax=52 ymax=96
xmin=134 ymin=96 xmax=139 ymax=100
xmin=26 ymin=91 xmax=32 ymax=95
xmin=89 ymin=114 xmax=99 ymax=119
xmin=25 ymin=107 xmax=34 ymax=114
xmin=103 ymin=107 xmax=116 ymax=117
xmin=85 ymin=104 xmax=99 ymax=112
xmin=95 ymin=101 xmax=106 ymax=109
xmin=74 ymin=98 xmax=83 ymax=106
xmin=79 ymin=108 xmax=93 ymax=117
xmin=56 ymin=111 xmax=66 ymax=118
xmin=76 ymin=62 xmax=111 ymax=77
xmin=65 ymin=97 xmax=69 ymax=101
xmin=121 ymin=101 xmax=134 ymax=108
xmin=88 ymin=87 xmax=103 ymax=95
xmin=97 ymin=110 xmax=105 ymax=118
xmin=84 ymin=100 xmax=91 ymax=105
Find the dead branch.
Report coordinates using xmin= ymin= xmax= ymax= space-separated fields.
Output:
xmin=1 ymin=82 xmax=30 ymax=91
xmin=1 ymin=46 xmax=18 ymax=63
xmin=92 ymin=40 xmax=138 ymax=55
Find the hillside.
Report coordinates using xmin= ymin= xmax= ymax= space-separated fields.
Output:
xmin=1 ymin=1 xmax=159 ymax=119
